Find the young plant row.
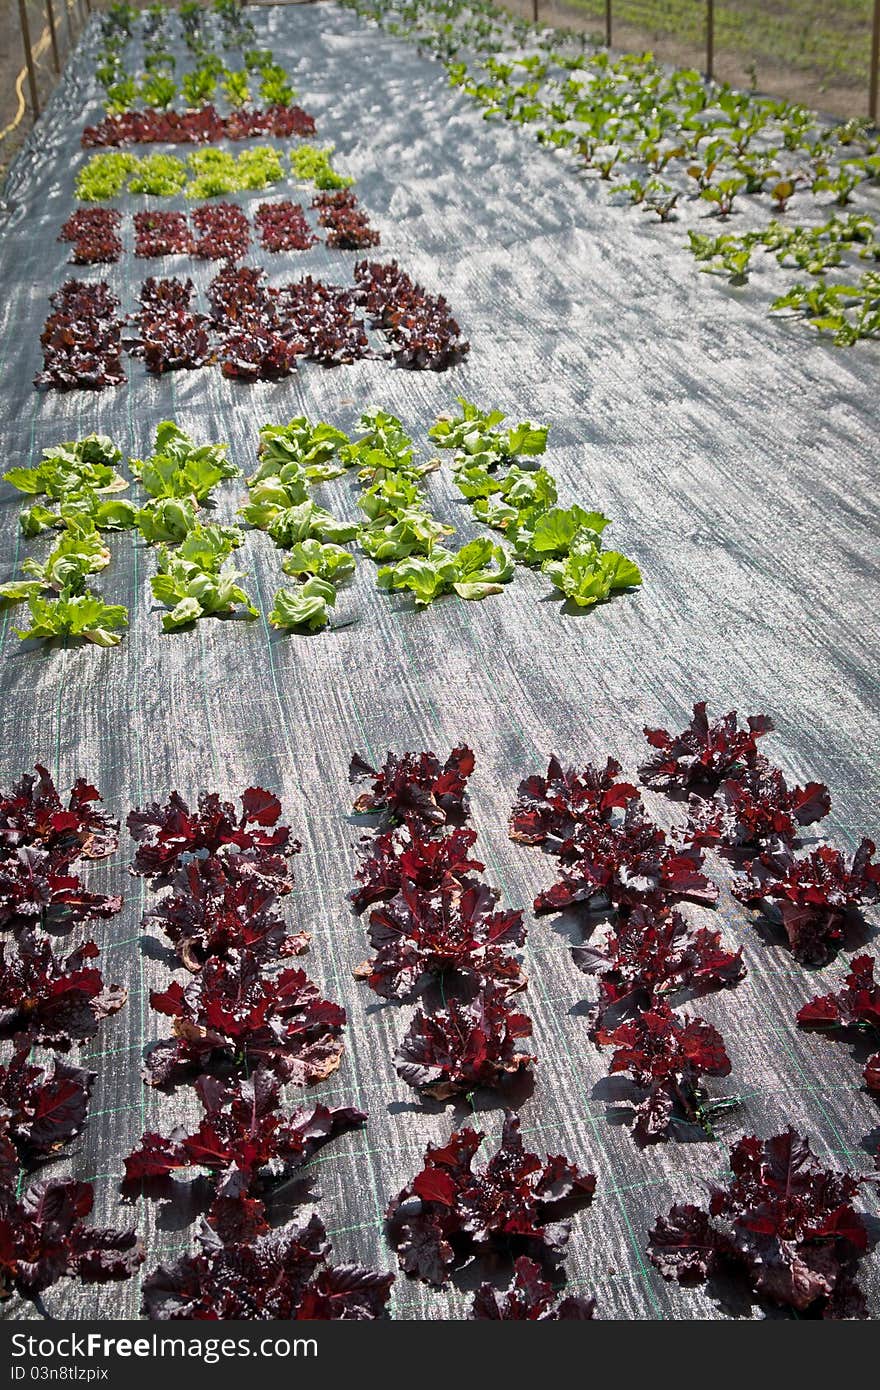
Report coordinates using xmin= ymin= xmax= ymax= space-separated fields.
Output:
xmin=58 ymin=193 xmax=380 ymax=266
xmin=639 ymin=701 xmax=880 ymax=1165
xmin=1 ymin=401 xmax=637 ymax=643
xmin=690 ymin=214 xmax=880 ymax=345
xmin=0 ymin=754 xmax=875 ymax=1316
xmin=124 ymin=784 xmax=394 ymax=1319
xmin=75 ymin=145 xmax=351 ymax=204
xmin=243 ymin=402 xmax=639 ymax=630
xmin=34 ymin=255 xmax=466 ymax=390
xmin=345 ymin=744 xmax=603 ymax=1314
xmin=83 ymin=103 xmax=316 ymax=149
xmin=511 ymin=701 xmax=879 ymax=1157
xmin=510 ymin=749 xmax=744 ymax=1144
xmin=340 ymin=0 xmax=880 ymax=346
xmin=97 ymin=1 xmax=271 ymax=121
xmin=0 ymin=423 xmax=252 ymax=643
xmin=0 ymin=765 xmax=141 ymax=1308
xmin=344 ymin=742 xmax=878 ymax=1317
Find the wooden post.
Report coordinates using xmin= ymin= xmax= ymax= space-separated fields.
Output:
xmin=532 ymin=0 xmax=538 ymax=22
xmin=870 ymin=0 xmax=880 ymax=123
xmin=62 ymin=0 xmax=75 ymax=50
xmin=706 ymin=0 xmax=715 ymax=82
xmin=45 ymin=0 xmax=61 ymax=73
xmin=605 ymin=0 xmax=612 ymax=47
xmin=17 ymin=0 xmax=40 ymax=119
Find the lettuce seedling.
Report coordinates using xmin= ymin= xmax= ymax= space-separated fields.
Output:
xmin=649 ymin=1129 xmax=871 ymax=1315
xmin=542 ymin=546 xmax=642 ymax=607
xmin=15 ymin=589 xmax=128 ymax=646
xmin=132 ymin=420 xmax=238 ymax=502
xmin=269 ymin=579 xmax=336 ymax=632
xmin=280 ymin=540 xmax=355 ymax=582
xmin=472 ymin=1257 xmax=596 ymax=1320
xmin=378 ymin=538 xmax=513 ymax=606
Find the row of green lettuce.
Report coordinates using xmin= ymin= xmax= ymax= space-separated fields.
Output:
xmin=76 ymin=145 xmax=352 ymax=202
xmin=0 ymin=403 xmax=642 ymax=646
xmin=337 ymin=0 xmax=880 ymax=346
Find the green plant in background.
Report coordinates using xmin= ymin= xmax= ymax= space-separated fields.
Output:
xmin=221 ymin=68 xmax=251 ymax=109
xmin=182 ymin=65 xmax=218 ymax=106
xmin=337 ymin=0 xmax=880 ymax=348
xmin=236 ymin=145 xmax=285 ymax=190
xmin=259 ymin=65 xmax=295 ymax=107
xmin=138 ymin=73 xmax=178 ymax=110
xmin=103 ymin=77 xmax=139 ymax=114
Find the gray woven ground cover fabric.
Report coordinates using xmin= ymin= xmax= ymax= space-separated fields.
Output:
xmin=0 ymin=1 xmax=878 ymax=1321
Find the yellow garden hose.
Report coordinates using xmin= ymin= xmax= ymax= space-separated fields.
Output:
xmin=0 ymin=26 xmax=53 ymax=144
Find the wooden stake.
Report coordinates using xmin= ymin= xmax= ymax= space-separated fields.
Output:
xmin=17 ymin=0 xmax=40 ymax=120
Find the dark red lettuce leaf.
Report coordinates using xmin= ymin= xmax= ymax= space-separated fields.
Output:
xmin=647 ymin=1204 xmax=726 ymax=1282
xmin=191 ymin=202 xmax=250 ymax=262
xmin=141 ymin=1213 xmax=392 ymax=1320
xmin=595 ymin=1002 xmax=731 ymax=1143
xmin=144 ymin=854 xmax=308 ymax=971
xmin=685 ymin=766 xmax=831 ymax=853
xmin=0 ymin=847 xmax=122 ymax=933
xmin=349 ymin=746 xmax=475 ymax=829
xmin=534 ymin=804 xmax=718 ymax=916
xmin=572 ymin=904 xmax=744 ymax=1027
xmin=127 ymin=787 xmax=298 ymax=883
xmin=650 ymin=1129 xmax=870 ymax=1316
xmin=798 ymin=953 xmax=880 ymax=1033
xmin=143 ymin=951 xmax=345 ymax=1089
xmin=0 ymin=1178 xmax=142 ymax=1300
xmin=272 ymin=277 xmax=369 ymax=366
xmin=124 ymin=1068 xmax=364 ymax=1212
xmin=733 ymin=838 xmax=880 ymax=965
xmin=134 ymin=211 xmax=194 ymax=258
xmin=82 ymin=104 xmax=317 ymax=148
xmin=640 ymin=702 xmax=774 ymax=796
xmin=350 ymin=825 xmax=484 ymax=914
xmin=386 ymin=1113 xmax=595 ymax=1286
xmin=471 ymin=1256 xmax=596 ymax=1319
xmin=509 ymin=756 xmax=639 ymax=847
xmin=360 ymin=875 xmax=525 ymax=999
xmin=0 ymin=1046 xmax=94 ymax=1164
xmin=58 ymin=208 xmax=122 ymax=265
xmin=798 ymin=954 xmax=880 ymax=1091
xmin=395 ymin=985 xmax=534 ymax=1100
xmin=255 ymin=200 xmax=318 ymax=253
xmin=0 ymin=764 xmax=118 ymax=863
xmin=36 ymin=281 xmax=125 ymax=391
xmin=0 ymin=934 xmax=126 ymax=1047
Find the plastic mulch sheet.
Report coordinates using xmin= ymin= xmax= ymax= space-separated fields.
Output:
xmin=0 ymin=1 xmax=878 ymax=1321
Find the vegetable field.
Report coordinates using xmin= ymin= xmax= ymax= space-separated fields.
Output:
xmin=0 ymin=0 xmax=878 ymax=1322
